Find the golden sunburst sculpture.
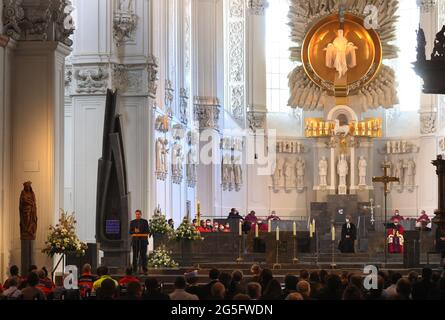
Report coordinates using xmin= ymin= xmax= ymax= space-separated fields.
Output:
xmin=301 ymin=13 xmax=383 ymax=99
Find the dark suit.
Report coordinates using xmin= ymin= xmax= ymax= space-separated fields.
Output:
xmin=130 ymin=218 xmax=149 ymax=273
xmin=338 ymin=223 xmax=357 ymax=253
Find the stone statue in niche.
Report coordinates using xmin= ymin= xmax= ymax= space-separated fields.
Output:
xmin=222 ymin=154 xmax=232 ymax=191
xmin=319 ymin=156 xmax=328 ymax=187
xmin=295 ymin=157 xmax=305 ymax=189
xmin=283 ymin=158 xmax=294 ymax=192
xmin=233 ymin=157 xmax=243 ymax=192
xmin=394 ymin=159 xmax=403 ymax=186
xmin=155 ymin=138 xmax=169 ymax=180
xmin=404 ymin=158 xmax=416 ymax=187
xmin=358 ymin=156 xmax=367 ymax=187
xmin=171 ymin=143 xmax=183 ymax=184
xmin=391 ymin=141 xmax=397 ymax=154
xmin=271 ymin=158 xmax=284 ymax=191
xmin=186 ymin=148 xmax=197 ymax=188
xmin=337 ymin=154 xmax=348 ymax=194
xmin=20 ymin=181 xmax=37 ymax=241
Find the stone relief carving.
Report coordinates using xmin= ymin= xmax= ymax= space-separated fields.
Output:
xmin=276 ymin=140 xmax=304 ymax=154
xmin=179 ymin=88 xmax=189 ymax=125
xmin=186 ymin=146 xmax=198 ymax=188
xmin=194 ymin=97 xmax=221 ymax=131
xmin=221 ymin=137 xmax=243 ymax=151
xmin=3 ymin=0 xmax=75 ymax=46
xmin=154 ymin=115 xmax=169 ymax=133
xmin=65 ymin=66 xmax=73 ymax=95
xmin=381 ymin=140 xmax=419 ymax=155
xmin=113 ymin=0 xmax=137 ymax=46
xmin=147 ymin=55 xmax=159 ymax=99
xmin=74 ymin=67 xmax=109 ymax=94
xmin=247 ymin=108 xmax=267 ymax=131
xmin=227 ymin=0 xmax=245 ymax=123
xmin=419 ymin=111 xmax=437 ymax=135
xmin=246 ymin=0 xmax=269 ymax=15
xmin=165 ymin=79 xmax=174 ymax=117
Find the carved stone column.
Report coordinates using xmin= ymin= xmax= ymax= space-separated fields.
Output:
xmin=246 ymin=0 xmax=268 ymax=131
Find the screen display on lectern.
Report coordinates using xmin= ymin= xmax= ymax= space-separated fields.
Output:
xmin=105 ymin=219 xmax=121 ymax=240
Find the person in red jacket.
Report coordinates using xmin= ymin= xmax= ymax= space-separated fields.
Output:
xmin=36 ymin=268 xmax=55 ymax=297
xmin=78 ymin=264 xmax=97 ymax=299
xmin=119 ymin=267 xmax=141 ymax=290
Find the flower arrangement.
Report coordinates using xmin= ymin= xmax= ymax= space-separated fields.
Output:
xmin=148 ymin=213 xmax=170 ymax=235
xmin=148 ymin=206 xmax=173 ymax=236
xmin=173 ymin=218 xmax=203 ymax=241
xmin=147 ymin=245 xmax=178 ymax=269
xmin=42 ymin=210 xmax=88 ymax=258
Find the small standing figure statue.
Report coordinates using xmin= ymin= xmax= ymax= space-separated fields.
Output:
xmin=20 ymin=181 xmax=37 ymax=241
xmin=416 ymin=26 xmax=427 ymax=62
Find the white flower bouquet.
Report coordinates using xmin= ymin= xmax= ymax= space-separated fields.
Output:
xmin=147 ymin=246 xmax=178 ymax=269
xmin=42 ymin=210 xmax=88 ymax=257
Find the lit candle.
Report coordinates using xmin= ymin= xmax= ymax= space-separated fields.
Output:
xmin=331 ymin=225 xmax=336 ymax=241
xmin=293 ymin=221 xmax=297 ymax=237
xmin=255 ymin=223 xmax=259 ymax=238
xmin=276 ymin=226 xmax=280 ymax=241
xmin=197 ymin=201 xmax=201 ymax=226
xmin=239 ymin=220 xmax=243 ymax=236
xmin=268 ymin=219 xmax=272 ymax=233
xmin=309 ymin=222 xmax=313 ymax=238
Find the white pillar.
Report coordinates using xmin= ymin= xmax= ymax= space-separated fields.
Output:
xmin=246 ymin=0 xmax=268 ymax=128
xmin=11 ymin=42 xmax=71 ymax=270
xmin=330 ymin=147 xmax=336 ymax=194
xmin=193 ymin=0 xmax=224 ymax=217
xmin=350 ymin=146 xmax=356 ymax=193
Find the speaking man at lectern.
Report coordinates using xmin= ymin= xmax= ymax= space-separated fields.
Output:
xmin=130 ymin=210 xmax=149 ymax=275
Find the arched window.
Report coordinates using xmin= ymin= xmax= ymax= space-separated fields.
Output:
xmin=265 ymin=0 xmax=296 ymax=113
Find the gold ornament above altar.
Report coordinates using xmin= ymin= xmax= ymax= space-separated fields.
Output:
xmin=288 ymin=0 xmax=399 ymax=111
xmin=304 ymin=117 xmax=382 ymax=139
xmin=301 ymin=13 xmax=382 ymax=99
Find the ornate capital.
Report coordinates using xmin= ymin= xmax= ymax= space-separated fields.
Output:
xmin=74 ymin=66 xmax=109 ymax=94
xmin=419 ymin=111 xmax=437 ymax=135
xmin=194 ymin=96 xmax=221 ymax=131
xmin=246 ymin=0 xmax=269 ymax=16
xmin=247 ymin=104 xmax=267 ymax=131
xmin=3 ymin=0 xmax=75 ymax=46
xmin=113 ymin=0 xmax=138 ymax=47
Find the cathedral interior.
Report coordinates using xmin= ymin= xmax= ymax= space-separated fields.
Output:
xmin=1 ymin=0 xmax=445 ymax=302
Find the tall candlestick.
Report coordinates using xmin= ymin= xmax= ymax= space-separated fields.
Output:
xmin=197 ymin=201 xmax=201 ymax=226
xmin=331 ymin=225 xmax=336 ymax=241
xmin=293 ymin=221 xmax=297 ymax=237
xmin=309 ymin=222 xmax=313 ymax=238
xmin=239 ymin=220 xmax=243 ymax=236
xmin=276 ymin=226 xmax=280 ymax=241
xmin=255 ymin=223 xmax=259 ymax=238
xmin=268 ymin=219 xmax=272 ymax=233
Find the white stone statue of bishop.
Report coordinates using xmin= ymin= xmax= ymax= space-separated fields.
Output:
xmin=325 ymin=29 xmax=358 ymax=78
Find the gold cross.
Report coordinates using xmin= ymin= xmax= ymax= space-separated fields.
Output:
xmin=372 ymin=165 xmax=400 ymax=195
